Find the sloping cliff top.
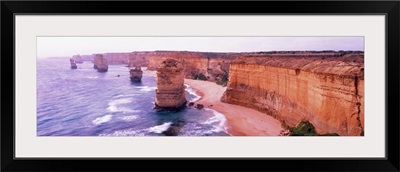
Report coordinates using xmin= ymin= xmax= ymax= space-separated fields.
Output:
xmin=232 ymin=54 xmax=364 ymax=78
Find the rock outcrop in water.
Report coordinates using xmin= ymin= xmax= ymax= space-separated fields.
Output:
xmin=129 ymin=66 xmax=143 ymax=82
xmin=84 ymin=51 xmax=241 ymax=83
xmin=161 ymin=120 xmax=185 ymax=136
xmin=72 ymin=54 xmax=83 ymax=63
xmin=221 ymin=54 xmax=364 ymax=136
xmin=70 ymin=58 xmax=77 ymax=69
xmin=93 ymin=54 xmax=108 ymax=72
xmin=155 ymin=59 xmax=187 ymax=110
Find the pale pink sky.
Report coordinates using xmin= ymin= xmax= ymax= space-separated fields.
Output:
xmin=37 ymin=37 xmax=364 ymax=58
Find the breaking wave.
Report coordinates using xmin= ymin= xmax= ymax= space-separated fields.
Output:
xmin=147 ymin=122 xmax=172 ymax=134
xmin=185 ymin=84 xmax=201 ymax=102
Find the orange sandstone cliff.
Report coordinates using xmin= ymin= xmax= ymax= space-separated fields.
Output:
xmin=221 ymin=54 xmax=364 ymax=136
xmin=146 ymin=51 xmax=240 ymax=82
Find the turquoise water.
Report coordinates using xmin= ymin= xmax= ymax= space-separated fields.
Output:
xmin=37 ymin=58 xmax=230 ymax=136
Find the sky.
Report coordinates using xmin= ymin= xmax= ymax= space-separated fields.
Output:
xmin=37 ymin=37 xmax=364 ymax=58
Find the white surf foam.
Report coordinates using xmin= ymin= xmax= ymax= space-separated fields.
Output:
xmin=92 ymin=115 xmax=113 ymax=125
xmin=137 ymin=86 xmax=157 ymax=92
xmin=114 ymin=94 xmax=139 ymax=98
xmin=184 ymin=84 xmax=201 ymax=102
xmin=106 ymin=105 xmax=119 ymax=112
xmin=109 ymin=98 xmax=134 ymax=105
xmin=107 ymin=106 xmax=141 ymax=113
xmin=119 ymin=115 xmax=139 ymax=121
xmin=107 ymin=98 xmax=139 ymax=113
xmin=147 ymin=122 xmax=172 ymax=134
xmin=99 ymin=129 xmax=146 ymax=136
xmin=203 ymin=108 xmax=228 ymax=133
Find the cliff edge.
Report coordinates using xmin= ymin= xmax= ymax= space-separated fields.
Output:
xmin=221 ymin=54 xmax=364 ymax=136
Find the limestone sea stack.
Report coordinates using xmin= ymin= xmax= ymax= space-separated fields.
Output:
xmin=93 ymin=54 xmax=108 ymax=72
xmin=70 ymin=58 xmax=77 ymax=69
xmin=130 ymin=66 xmax=143 ymax=82
xmin=72 ymin=54 xmax=83 ymax=63
xmin=155 ymin=59 xmax=187 ymax=110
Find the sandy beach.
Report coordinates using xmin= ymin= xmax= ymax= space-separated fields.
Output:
xmin=145 ymin=69 xmax=283 ymax=136
xmin=184 ymin=79 xmax=283 ymax=136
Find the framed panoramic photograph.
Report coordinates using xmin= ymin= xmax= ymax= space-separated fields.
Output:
xmin=2 ymin=1 xmax=399 ymax=172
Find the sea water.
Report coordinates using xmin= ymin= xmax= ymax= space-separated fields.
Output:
xmin=37 ymin=58 xmax=230 ymax=136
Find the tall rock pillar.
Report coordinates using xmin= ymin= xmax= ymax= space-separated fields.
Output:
xmin=93 ymin=54 xmax=108 ymax=72
xmin=155 ymin=59 xmax=187 ymax=110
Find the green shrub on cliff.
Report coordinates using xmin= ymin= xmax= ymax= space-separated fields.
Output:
xmin=216 ymin=75 xmax=229 ymax=86
xmin=289 ymin=120 xmax=339 ymax=136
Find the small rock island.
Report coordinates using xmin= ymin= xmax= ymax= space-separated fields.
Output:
xmin=129 ymin=66 xmax=143 ymax=82
xmin=155 ymin=59 xmax=187 ymax=111
xmin=70 ymin=58 xmax=77 ymax=69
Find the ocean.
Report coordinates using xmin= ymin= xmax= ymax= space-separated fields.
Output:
xmin=37 ymin=58 xmax=230 ymax=136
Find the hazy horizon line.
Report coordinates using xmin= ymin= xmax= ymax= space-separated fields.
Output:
xmin=38 ymin=49 xmax=364 ymax=59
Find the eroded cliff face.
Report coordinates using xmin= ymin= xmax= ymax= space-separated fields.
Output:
xmin=155 ymin=59 xmax=187 ymax=110
xmin=147 ymin=51 xmax=208 ymax=77
xmin=147 ymin=51 xmax=240 ymax=82
xmin=128 ymin=52 xmax=151 ymax=68
xmin=221 ymin=55 xmax=364 ymax=136
xmin=101 ymin=53 xmax=131 ymax=65
xmin=84 ymin=52 xmax=150 ymax=66
xmin=82 ymin=51 xmax=240 ymax=82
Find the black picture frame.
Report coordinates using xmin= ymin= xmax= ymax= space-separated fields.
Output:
xmin=1 ymin=1 xmax=399 ymax=171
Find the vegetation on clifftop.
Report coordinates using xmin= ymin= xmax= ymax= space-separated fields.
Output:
xmin=289 ymin=120 xmax=340 ymax=136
